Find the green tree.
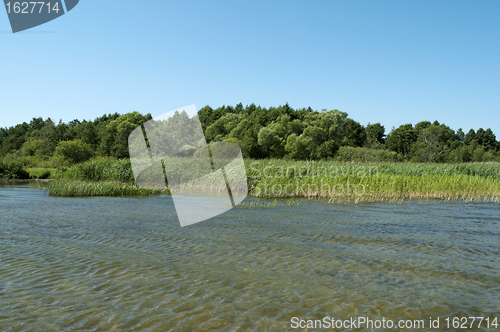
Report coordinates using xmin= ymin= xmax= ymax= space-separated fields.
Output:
xmin=21 ymin=139 xmax=52 ymax=159
xmin=412 ymin=123 xmax=455 ymax=162
xmin=455 ymin=128 xmax=465 ymax=142
xmin=365 ymin=123 xmax=386 ymax=148
xmin=98 ymin=112 xmax=151 ymax=158
xmin=257 ymin=124 xmax=286 ymax=158
xmin=77 ymin=121 xmax=99 ymax=149
xmin=285 ymin=134 xmax=314 ymax=160
xmin=476 ymin=128 xmax=497 ymax=151
xmin=386 ymin=124 xmax=417 ymax=159
xmin=463 ymin=129 xmax=476 ymax=145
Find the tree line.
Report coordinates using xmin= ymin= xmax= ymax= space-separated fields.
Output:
xmin=0 ymin=103 xmax=499 ymax=168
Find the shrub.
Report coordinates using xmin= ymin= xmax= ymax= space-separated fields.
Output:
xmin=54 ymin=139 xmax=93 ymax=164
xmin=335 ymin=146 xmax=403 ymax=162
xmin=21 ymin=139 xmax=53 ymax=158
xmin=58 ymin=158 xmax=134 ymax=182
xmin=26 ymin=168 xmax=54 ymax=179
xmin=1 ymin=152 xmax=37 ymax=167
xmin=47 ymin=154 xmax=73 ymax=168
xmin=0 ymin=162 xmax=30 ymax=179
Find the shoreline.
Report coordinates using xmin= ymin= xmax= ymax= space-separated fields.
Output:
xmin=2 ymin=160 xmax=499 ymax=201
xmin=40 ymin=179 xmax=500 ymax=203
xmin=2 ymin=178 xmax=499 ymax=203
xmin=0 ymin=179 xmax=36 ymax=183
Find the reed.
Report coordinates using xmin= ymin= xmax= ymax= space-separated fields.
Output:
xmin=253 ymin=173 xmax=500 ymax=202
xmin=47 ymin=158 xmax=500 ymax=202
xmin=54 ymin=158 xmax=134 ymax=182
xmin=47 ymin=180 xmax=169 ymax=197
xmin=245 ymin=160 xmax=500 ymax=181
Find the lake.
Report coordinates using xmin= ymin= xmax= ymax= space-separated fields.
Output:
xmin=1 ymin=184 xmax=499 ymax=331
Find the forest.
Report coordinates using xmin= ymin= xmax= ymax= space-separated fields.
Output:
xmin=1 ymin=103 xmax=499 ymax=176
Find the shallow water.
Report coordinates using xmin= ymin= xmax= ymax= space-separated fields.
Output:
xmin=0 ymin=184 xmax=499 ymax=331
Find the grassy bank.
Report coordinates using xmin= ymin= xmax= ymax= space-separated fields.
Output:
xmin=37 ymin=158 xmax=500 ymax=201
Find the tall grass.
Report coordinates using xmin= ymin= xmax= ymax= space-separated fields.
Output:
xmin=57 ymin=158 xmax=500 ymax=182
xmin=53 ymin=158 xmax=134 ymax=182
xmin=244 ymin=160 xmax=500 ymax=181
xmin=254 ymin=173 xmax=500 ymax=202
xmin=246 ymin=160 xmax=500 ymax=202
xmin=47 ymin=180 xmax=169 ymax=197
xmin=47 ymin=158 xmax=500 ymax=201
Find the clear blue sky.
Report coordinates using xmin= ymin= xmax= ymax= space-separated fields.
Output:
xmin=1 ymin=0 xmax=499 ymax=136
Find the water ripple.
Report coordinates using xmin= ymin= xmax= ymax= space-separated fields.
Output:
xmin=1 ymin=185 xmax=499 ymax=331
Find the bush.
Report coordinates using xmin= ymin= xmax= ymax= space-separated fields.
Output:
xmin=57 ymin=158 xmax=134 ymax=182
xmin=1 ymin=152 xmax=37 ymax=167
xmin=38 ymin=170 xmax=52 ymax=179
xmin=47 ymin=154 xmax=72 ymax=168
xmin=26 ymin=168 xmax=54 ymax=179
xmin=335 ymin=146 xmax=403 ymax=162
xmin=21 ymin=139 xmax=53 ymax=158
xmin=51 ymin=167 xmax=68 ymax=179
xmin=54 ymin=139 xmax=93 ymax=164
xmin=0 ymin=162 xmax=30 ymax=179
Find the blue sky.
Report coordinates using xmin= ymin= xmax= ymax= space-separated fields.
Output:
xmin=1 ymin=0 xmax=499 ymax=136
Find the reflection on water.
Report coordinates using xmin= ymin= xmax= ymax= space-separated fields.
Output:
xmin=0 ymin=184 xmax=499 ymax=331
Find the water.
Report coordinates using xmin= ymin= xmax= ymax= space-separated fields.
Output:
xmin=1 ymin=184 xmax=499 ymax=331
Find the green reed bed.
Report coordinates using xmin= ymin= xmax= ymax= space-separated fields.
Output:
xmin=47 ymin=180 xmax=169 ymax=197
xmin=53 ymin=158 xmax=134 ymax=182
xmin=244 ymin=160 xmax=500 ymax=181
xmin=46 ymin=158 xmax=500 ymax=201
xmin=253 ymin=173 xmax=500 ymax=203
xmin=245 ymin=160 xmax=500 ymax=202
